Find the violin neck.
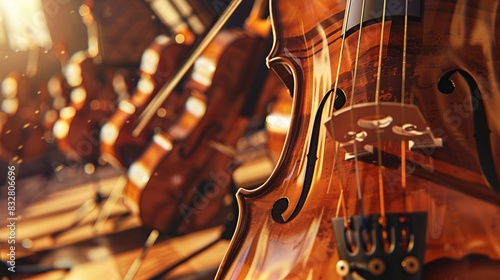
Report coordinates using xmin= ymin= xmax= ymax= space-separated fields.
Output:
xmin=244 ymin=0 xmax=270 ymax=38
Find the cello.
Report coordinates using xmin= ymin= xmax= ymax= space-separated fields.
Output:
xmin=217 ymin=0 xmax=500 ymax=279
xmin=123 ymin=0 xmax=272 ymax=234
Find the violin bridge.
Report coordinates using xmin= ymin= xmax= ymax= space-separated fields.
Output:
xmin=332 ymin=212 xmax=427 ymax=280
xmin=324 ymin=102 xmax=443 ymax=160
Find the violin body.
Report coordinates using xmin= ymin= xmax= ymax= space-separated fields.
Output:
xmin=124 ymin=29 xmax=266 ymax=233
xmin=100 ymin=35 xmax=190 ymax=168
xmin=217 ymin=1 xmax=500 ymax=279
xmin=265 ymin=85 xmax=292 ymax=164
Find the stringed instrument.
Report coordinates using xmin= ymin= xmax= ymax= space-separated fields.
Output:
xmin=123 ymin=0 xmax=272 ymax=234
xmin=217 ymin=0 xmax=500 ymax=279
xmin=53 ymin=1 xmax=135 ymax=163
xmin=100 ymin=33 xmax=192 ymax=168
xmin=100 ymin=0 xmax=257 ymax=170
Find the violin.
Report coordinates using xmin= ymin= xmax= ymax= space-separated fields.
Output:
xmin=217 ymin=1 xmax=500 ymax=279
xmin=123 ymin=0 xmax=272 ymax=234
xmin=100 ymin=33 xmax=191 ymax=168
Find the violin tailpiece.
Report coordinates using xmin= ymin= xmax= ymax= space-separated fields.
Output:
xmin=332 ymin=212 xmax=427 ymax=280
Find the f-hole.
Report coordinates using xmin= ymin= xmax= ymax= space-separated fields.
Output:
xmin=271 ymin=89 xmax=334 ymax=223
xmin=438 ymin=69 xmax=500 ymax=192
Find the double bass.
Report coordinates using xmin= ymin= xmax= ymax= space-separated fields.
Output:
xmin=217 ymin=0 xmax=500 ymax=279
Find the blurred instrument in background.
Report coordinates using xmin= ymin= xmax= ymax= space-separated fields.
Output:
xmin=124 ymin=0 xmax=269 ymax=234
xmin=53 ymin=0 xmax=136 ymax=163
xmin=100 ymin=31 xmax=193 ymax=169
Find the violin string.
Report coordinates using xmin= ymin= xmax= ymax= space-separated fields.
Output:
xmin=374 ymin=0 xmax=389 ymax=229
xmin=346 ymin=0 xmax=368 ymax=221
xmin=328 ymin=0 xmax=355 ymax=225
xmin=396 ymin=0 xmax=411 ymax=250
xmin=400 ymin=0 xmax=409 ymax=214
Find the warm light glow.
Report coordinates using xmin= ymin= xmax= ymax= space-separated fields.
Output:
xmin=118 ymin=100 xmax=136 ymax=114
xmin=1 ymin=99 xmax=19 ymax=115
xmin=59 ymin=106 xmax=76 ymax=120
xmin=175 ymin=34 xmax=185 ymax=44
xmin=86 ymin=247 xmax=110 ymax=261
xmin=137 ymin=77 xmax=154 ymax=94
xmin=2 ymin=77 xmax=17 ymax=98
xmin=84 ymin=162 xmax=95 ymax=175
xmin=150 ymin=0 xmax=184 ymax=31
xmin=79 ymin=4 xmax=91 ymax=18
xmin=0 ymin=0 xmax=53 ymax=51
xmin=153 ymin=133 xmax=173 ymax=151
xmin=185 ymin=95 xmax=206 ymax=118
xmin=155 ymin=35 xmax=170 ymax=45
xmin=156 ymin=108 xmax=167 ymax=118
xmin=65 ymin=51 xmax=87 ymax=86
xmin=112 ymin=72 xmax=129 ymax=97
xmin=140 ymin=49 xmax=161 ymax=74
xmin=48 ymin=76 xmax=63 ymax=97
xmin=87 ymin=37 xmax=99 ymax=58
xmin=65 ymin=63 xmax=82 ymax=87
xmin=128 ymin=162 xmax=151 ymax=189
xmin=266 ymin=113 xmax=291 ymax=134
xmin=192 ymin=57 xmax=215 ymax=86
xmin=53 ymin=120 xmax=69 ymax=139
xmin=100 ymin=123 xmax=119 ymax=145
xmin=150 ymin=0 xmax=204 ymax=35
xmin=70 ymin=87 xmax=87 ymax=104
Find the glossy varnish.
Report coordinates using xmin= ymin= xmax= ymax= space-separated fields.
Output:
xmin=217 ymin=0 xmax=500 ymax=279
